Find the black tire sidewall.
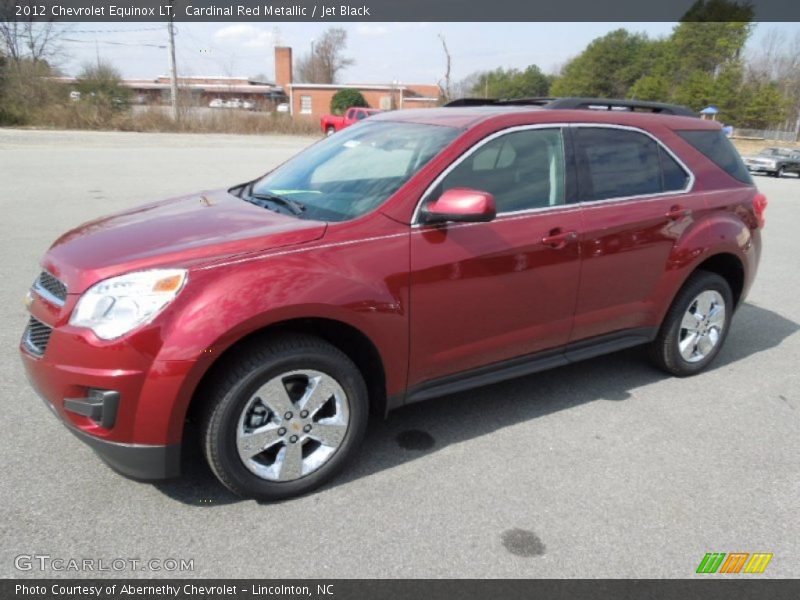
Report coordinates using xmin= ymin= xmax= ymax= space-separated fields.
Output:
xmin=208 ymin=348 xmax=368 ymax=500
xmin=662 ymin=272 xmax=734 ymax=376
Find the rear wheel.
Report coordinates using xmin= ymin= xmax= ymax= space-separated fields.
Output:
xmin=649 ymin=271 xmax=733 ymax=376
xmin=202 ymin=334 xmax=368 ymax=500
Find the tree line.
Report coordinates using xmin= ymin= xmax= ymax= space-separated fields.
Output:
xmin=454 ymin=1 xmax=799 ymax=131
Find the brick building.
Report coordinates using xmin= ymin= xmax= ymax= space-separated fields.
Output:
xmin=274 ymin=46 xmax=441 ymax=120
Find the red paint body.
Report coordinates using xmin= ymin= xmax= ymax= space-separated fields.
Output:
xmin=21 ymin=107 xmax=762 ymax=471
xmin=320 ymin=107 xmax=381 ymax=133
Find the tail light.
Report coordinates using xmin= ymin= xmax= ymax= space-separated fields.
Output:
xmin=753 ymin=193 xmax=768 ymax=228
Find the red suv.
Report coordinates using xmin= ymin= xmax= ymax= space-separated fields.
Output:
xmin=21 ymin=98 xmax=766 ymax=500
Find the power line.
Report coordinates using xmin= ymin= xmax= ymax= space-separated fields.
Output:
xmin=61 ymin=38 xmax=167 ymax=49
xmin=67 ymin=27 xmax=165 ymax=34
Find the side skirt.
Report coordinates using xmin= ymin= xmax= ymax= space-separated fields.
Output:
xmin=398 ymin=327 xmax=657 ymax=407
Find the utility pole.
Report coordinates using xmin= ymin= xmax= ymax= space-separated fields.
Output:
xmin=167 ymin=0 xmax=179 ymax=121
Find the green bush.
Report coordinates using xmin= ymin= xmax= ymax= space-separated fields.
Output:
xmin=330 ymin=89 xmax=368 ymax=115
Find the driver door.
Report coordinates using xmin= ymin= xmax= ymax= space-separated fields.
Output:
xmin=408 ymin=127 xmax=582 ymax=387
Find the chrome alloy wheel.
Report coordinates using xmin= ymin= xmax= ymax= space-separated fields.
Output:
xmin=236 ymin=370 xmax=349 ymax=482
xmin=678 ymin=290 xmax=726 ymax=363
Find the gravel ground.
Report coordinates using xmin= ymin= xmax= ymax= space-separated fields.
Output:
xmin=0 ymin=128 xmax=798 ymax=579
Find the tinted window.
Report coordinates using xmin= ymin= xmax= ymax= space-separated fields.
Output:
xmin=575 ymin=128 xmax=662 ymax=201
xmin=677 ymin=130 xmax=753 ymax=184
xmin=430 ymin=128 xmax=565 ymax=213
xmin=659 ymin=146 xmax=690 ymax=191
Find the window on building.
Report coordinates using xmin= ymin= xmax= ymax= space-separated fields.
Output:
xmin=300 ymin=95 xmax=312 ymax=115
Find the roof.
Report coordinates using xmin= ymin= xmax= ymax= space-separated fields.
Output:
xmin=371 ymin=105 xmax=719 ymax=131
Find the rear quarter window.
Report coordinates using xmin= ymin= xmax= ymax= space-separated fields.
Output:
xmin=677 ymin=130 xmax=753 ymax=185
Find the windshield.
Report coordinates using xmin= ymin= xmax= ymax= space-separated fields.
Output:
xmin=248 ymin=120 xmax=460 ymax=222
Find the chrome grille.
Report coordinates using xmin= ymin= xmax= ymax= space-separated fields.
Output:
xmin=34 ymin=271 xmax=67 ymax=305
xmin=23 ymin=316 xmax=53 ymax=357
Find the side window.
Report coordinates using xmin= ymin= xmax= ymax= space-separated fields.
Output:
xmin=659 ymin=146 xmax=690 ymax=191
xmin=574 ymin=128 xmax=662 ymax=201
xmin=346 ymin=109 xmax=355 ymax=120
xmin=677 ymin=129 xmax=752 ymax=184
xmin=430 ymin=128 xmax=566 ymax=213
xmin=355 ymin=110 xmax=368 ymax=120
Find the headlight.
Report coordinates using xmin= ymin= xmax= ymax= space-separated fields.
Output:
xmin=70 ymin=269 xmax=188 ymax=340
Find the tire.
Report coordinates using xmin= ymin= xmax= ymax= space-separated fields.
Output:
xmin=326 ymin=126 xmax=335 ymax=136
xmin=201 ymin=334 xmax=368 ymax=500
xmin=777 ymin=166 xmax=786 ymax=178
xmin=648 ymin=270 xmax=734 ymax=377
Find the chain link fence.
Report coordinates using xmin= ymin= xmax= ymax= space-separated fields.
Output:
xmin=733 ymin=128 xmax=799 ymax=142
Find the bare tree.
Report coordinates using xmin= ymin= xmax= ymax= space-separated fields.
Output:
xmin=0 ymin=1 xmax=65 ymax=69
xmin=747 ymin=27 xmax=800 ymax=133
xmin=438 ymin=34 xmax=453 ymax=102
xmin=295 ymin=28 xmax=354 ymax=84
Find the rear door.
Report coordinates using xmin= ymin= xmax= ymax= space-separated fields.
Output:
xmin=569 ymin=125 xmax=698 ymax=342
xmin=408 ymin=126 xmax=582 ymax=386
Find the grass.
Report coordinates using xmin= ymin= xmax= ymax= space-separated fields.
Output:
xmin=14 ymin=103 xmax=320 ymax=137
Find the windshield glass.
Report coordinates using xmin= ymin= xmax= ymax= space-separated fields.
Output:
xmin=249 ymin=120 xmax=460 ymax=222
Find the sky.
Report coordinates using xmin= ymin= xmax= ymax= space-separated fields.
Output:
xmin=55 ymin=21 xmax=800 ymax=85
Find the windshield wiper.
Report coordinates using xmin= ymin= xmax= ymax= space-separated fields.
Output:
xmin=245 ymin=186 xmax=306 ymax=216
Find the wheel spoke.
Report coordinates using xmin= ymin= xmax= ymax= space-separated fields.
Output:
xmin=308 ymin=423 xmax=347 ymax=447
xmin=256 ymin=379 xmax=295 ymax=418
xmin=679 ymin=332 xmax=699 ymax=359
xmin=681 ymin=310 xmax=702 ymax=332
xmin=696 ymin=333 xmax=714 ymax=357
xmin=298 ymin=375 xmax=336 ymax=417
xmin=707 ymin=304 xmax=726 ymax=328
xmin=277 ymin=442 xmax=304 ymax=480
xmin=695 ymin=293 xmax=714 ymax=318
xmin=237 ymin=425 xmax=282 ymax=458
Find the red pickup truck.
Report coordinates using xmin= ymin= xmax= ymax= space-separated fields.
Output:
xmin=320 ymin=107 xmax=381 ymax=135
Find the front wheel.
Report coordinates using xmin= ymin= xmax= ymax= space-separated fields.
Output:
xmin=649 ymin=271 xmax=733 ymax=377
xmin=326 ymin=126 xmax=336 ymax=136
xmin=777 ymin=166 xmax=786 ymax=178
xmin=202 ymin=335 xmax=368 ymax=500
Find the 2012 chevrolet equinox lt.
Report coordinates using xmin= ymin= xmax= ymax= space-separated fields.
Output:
xmin=21 ymin=98 xmax=766 ymax=500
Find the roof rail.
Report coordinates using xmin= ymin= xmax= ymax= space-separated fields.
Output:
xmin=444 ymin=96 xmax=696 ymax=117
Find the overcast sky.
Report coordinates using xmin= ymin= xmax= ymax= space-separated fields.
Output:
xmin=56 ymin=21 xmax=800 ymax=84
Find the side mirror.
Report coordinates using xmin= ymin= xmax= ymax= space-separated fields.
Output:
xmin=421 ymin=188 xmax=497 ymax=225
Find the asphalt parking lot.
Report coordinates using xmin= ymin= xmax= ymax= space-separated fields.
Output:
xmin=1 ymin=128 xmax=798 ymax=578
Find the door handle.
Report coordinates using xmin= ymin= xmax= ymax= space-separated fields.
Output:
xmin=666 ymin=205 xmax=692 ymax=220
xmin=541 ymin=229 xmax=577 ymax=249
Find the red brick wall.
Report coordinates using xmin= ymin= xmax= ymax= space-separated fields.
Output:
xmin=291 ymin=88 xmax=438 ymax=120
xmin=275 ymin=47 xmax=293 ymax=90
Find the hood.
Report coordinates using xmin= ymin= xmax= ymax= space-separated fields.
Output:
xmin=43 ymin=189 xmax=326 ymax=293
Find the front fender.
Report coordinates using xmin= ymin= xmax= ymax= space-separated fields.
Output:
xmin=153 ymin=232 xmax=410 ymax=442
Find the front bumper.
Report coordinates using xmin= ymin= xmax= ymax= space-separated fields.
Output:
xmin=20 ymin=325 xmax=196 ymax=480
xmin=37 ymin=394 xmax=180 ymax=479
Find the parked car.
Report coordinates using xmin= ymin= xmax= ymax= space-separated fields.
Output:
xmin=21 ymin=98 xmax=766 ymax=500
xmin=275 ymin=103 xmax=290 ymax=114
xmin=320 ymin=107 xmax=381 ymax=135
xmin=742 ymin=146 xmax=800 ymax=177
xmin=208 ymin=98 xmax=225 ymax=109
